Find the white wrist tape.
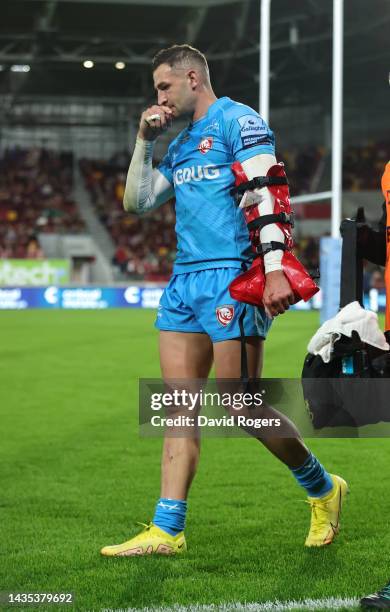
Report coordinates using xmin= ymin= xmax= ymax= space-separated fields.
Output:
xmin=145 ymin=113 xmax=161 ymax=124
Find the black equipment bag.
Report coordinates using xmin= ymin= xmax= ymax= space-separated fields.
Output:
xmin=301 ymin=208 xmax=390 ymax=429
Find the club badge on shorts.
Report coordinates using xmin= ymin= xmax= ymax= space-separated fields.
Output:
xmin=216 ymin=305 xmax=234 ymax=326
xmin=198 ymin=137 xmax=213 ymax=154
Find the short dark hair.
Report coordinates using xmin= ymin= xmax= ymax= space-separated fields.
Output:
xmin=152 ymin=44 xmax=209 ymax=79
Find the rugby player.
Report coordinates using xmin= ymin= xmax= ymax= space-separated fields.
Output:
xmin=101 ymin=45 xmax=347 ymax=557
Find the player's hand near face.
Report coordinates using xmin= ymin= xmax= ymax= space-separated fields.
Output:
xmin=263 ymin=269 xmax=295 ymax=317
xmin=138 ymin=105 xmax=173 ymax=141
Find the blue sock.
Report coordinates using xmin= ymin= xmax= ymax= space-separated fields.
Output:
xmin=290 ymin=453 xmax=333 ymax=497
xmin=152 ymin=498 xmax=187 ymax=536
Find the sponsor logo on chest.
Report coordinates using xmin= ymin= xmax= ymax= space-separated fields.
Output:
xmin=173 ymin=164 xmax=220 ymax=186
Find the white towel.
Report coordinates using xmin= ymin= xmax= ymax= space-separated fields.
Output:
xmin=308 ymin=301 xmax=389 ymax=363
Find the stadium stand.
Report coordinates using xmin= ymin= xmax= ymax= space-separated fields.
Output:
xmin=294 ymin=236 xmax=320 ymax=275
xmin=279 ymin=146 xmax=325 ymax=195
xmin=343 ymin=141 xmax=390 ymax=191
xmin=80 ymin=155 xmax=176 ymax=280
xmin=0 ymin=147 xmax=86 ymax=259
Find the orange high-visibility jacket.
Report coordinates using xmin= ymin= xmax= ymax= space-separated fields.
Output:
xmin=382 ymin=161 xmax=390 ymax=332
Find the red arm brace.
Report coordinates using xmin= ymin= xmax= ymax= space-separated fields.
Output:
xmin=229 ymin=162 xmax=319 ymax=307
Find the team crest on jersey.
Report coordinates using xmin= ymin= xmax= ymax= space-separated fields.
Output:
xmin=198 ymin=137 xmax=213 ymax=154
xmin=216 ymin=305 xmax=234 ymax=326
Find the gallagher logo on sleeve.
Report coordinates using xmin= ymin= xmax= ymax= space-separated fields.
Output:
xmin=216 ymin=305 xmax=235 ymax=326
xmin=237 ymin=114 xmax=269 ymax=148
xmin=198 ymin=137 xmax=213 ymax=154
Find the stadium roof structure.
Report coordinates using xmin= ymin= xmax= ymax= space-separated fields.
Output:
xmin=0 ymin=0 xmax=388 ymax=114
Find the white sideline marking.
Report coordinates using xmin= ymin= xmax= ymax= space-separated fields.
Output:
xmin=117 ymin=596 xmax=360 ymax=612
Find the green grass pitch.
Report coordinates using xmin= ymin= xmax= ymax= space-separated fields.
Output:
xmin=1 ymin=309 xmax=390 ymax=611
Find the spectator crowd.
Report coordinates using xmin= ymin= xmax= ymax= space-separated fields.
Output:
xmin=279 ymin=146 xmax=324 ymax=195
xmin=80 ymin=153 xmax=176 ymax=281
xmin=343 ymin=141 xmax=390 ymax=191
xmin=0 ymin=147 xmax=85 ymax=259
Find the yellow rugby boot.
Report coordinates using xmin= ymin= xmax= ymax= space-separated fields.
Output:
xmin=101 ymin=523 xmax=187 ymax=557
xmin=305 ymin=474 xmax=348 ymax=547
